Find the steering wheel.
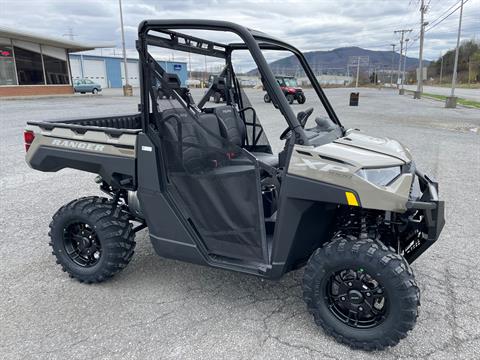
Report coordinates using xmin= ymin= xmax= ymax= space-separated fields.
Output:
xmin=280 ymin=107 xmax=314 ymax=140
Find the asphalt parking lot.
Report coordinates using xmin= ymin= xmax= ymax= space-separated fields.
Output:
xmin=1 ymin=87 xmax=479 ymax=359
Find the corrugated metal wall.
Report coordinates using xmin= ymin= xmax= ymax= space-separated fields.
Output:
xmin=69 ymin=54 xmax=187 ymax=88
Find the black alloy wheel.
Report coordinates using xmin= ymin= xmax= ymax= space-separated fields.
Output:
xmin=63 ymin=222 xmax=101 ymax=267
xmin=326 ymin=268 xmax=388 ymax=329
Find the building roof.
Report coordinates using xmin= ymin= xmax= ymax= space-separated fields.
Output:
xmin=0 ymin=26 xmax=114 ymax=52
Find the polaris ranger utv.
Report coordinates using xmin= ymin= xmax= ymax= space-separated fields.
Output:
xmin=264 ymin=75 xmax=306 ymax=104
xmin=25 ymin=20 xmax=444 ymax=351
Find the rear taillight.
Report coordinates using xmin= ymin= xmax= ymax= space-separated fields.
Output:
xmin=24 ymin=130 xmax=35 ymax=152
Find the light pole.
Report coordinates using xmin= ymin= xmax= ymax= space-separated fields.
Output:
xmin=188 ymin=52 xmax=191 ymax=81
xmin=446 ymin=0 xmax=464 ymax=108
xmin=439 ymin=52 xmax=444 ymax=85
xmin=355 ymin=57 xmax=360 ymax=88
xmin=402 ymin=39 xmax=409 ymax=89
xmin=119 ymin=0 xmax=131 ymax=96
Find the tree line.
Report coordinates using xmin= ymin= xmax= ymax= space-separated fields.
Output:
xmin=428 ymin=39 xmax=480 ymax=84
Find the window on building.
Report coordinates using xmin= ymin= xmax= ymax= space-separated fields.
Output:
xmin=14 ymin=46 xmax=44 ymax=85
xmin=43 ymin=54 xmax=69 ymax=84
xmin=0 ymin=43 xmax=17 ymax=85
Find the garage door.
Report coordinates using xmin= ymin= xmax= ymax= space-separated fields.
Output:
xmin=121 ymin=61 xmax=140 ymax=87
xmin=70 ymin=58 xmax=82 ymax=80
xmin=83 ymin=59 xmax=108 ymax=88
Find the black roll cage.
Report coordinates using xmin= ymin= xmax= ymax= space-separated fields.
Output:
xmin=136 ymin=19 xmax=343 ymax=146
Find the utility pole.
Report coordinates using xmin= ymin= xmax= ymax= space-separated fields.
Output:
xmin=468 ymin=57 xmax=471 ymax=85
xmin=446 ymin=0 xmax=464 ymax=108
xmin=118 ymin=0 xmax=131 ymax=96
xmin=414 ymin=0 xmax=428 ymax=99
xmin=390 ymin=44 xmax=396 ymax=87
xmin=439 ymin=52 xmax=444 ymax=85
xmin=394 ymin=29 xmax=412 ymax=94
xmin=402 ymin=38 xmax=410 ymax=89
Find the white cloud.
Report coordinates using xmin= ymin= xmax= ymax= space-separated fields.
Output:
xmin=1 ymin=0 xmax=478 ymax=67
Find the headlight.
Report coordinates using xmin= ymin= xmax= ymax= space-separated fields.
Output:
xmin=355 ymin=166 xmax=401 ymax=187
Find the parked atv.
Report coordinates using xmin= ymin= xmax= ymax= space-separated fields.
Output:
xmin=264 ymin=76 xmax=306 ymax=104
xmin=25 ymin=20 xmax=444 ymax=351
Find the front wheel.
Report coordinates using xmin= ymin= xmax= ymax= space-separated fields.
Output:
xmin=297 ymin=93 xmax=306 ymax=104
xmin=49 ymin=196 xmax=136 ymax=283
xmin=302 ymin=237 xmax=419 ymax=350
xmin=286 ymin=94 xmax=294 ymax=104
xmin=264 ymin=93 xmax=271 ymax=103
xmin=92 ymin=88 xmax=99 ymax=94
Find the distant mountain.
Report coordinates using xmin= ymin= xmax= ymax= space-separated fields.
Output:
xmin=247 ymin=46 xmax=430 ymax=75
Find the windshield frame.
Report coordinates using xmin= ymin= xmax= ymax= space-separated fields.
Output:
xmin=230 ymin=40 xmax=342 ymax=130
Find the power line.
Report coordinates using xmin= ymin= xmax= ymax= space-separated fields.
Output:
xmin=62 ymin=27 xmax=77 ymax=41
xmin=426 ymin=0 xmax=462 ymax=30
xmin=408 ymin=0 xmax=469 ymax=47
xmin=425 ymin=0 xmax=471 ymax=33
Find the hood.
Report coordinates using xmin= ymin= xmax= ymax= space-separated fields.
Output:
xmin=334 ymin=130 xmax=412 ymax=164
xmin=282 ymin=86 xmax=302 ymax=92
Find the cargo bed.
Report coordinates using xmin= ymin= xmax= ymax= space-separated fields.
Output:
xmin=25 ymin=113 xmax=142 ymax=190
xmin=27 ymin=113 xmax=142 ymax=136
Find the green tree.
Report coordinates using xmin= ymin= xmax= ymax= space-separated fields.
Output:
xmin=428 ymin=39 xmax=479 ymax=83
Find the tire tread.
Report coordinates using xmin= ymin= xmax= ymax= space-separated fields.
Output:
xmin=49 ymin=196 xmax=136 ymax=284
xmin=302 ymin=237 xmax=420 ymax=351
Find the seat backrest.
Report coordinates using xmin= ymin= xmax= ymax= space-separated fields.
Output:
xmin=160 ymin=108 xmax=225 ymax=172
xmin=198 ymin=113 xmax=224 ymax=150
xmin=213 ymin=106 xmax=246 ymax=147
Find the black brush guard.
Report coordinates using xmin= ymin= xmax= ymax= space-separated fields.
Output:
xmin=404 ymin=170 xmax=445 ymax=263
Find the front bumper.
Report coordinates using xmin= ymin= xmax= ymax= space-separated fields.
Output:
xmin=404 ymin=170 xmax=445 ymax=263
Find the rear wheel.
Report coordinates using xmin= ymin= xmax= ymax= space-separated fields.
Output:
xmin=286 ymin=94 xmax=294 ymax=104
xmin=264 ymin=93 xmax=271 ymax=103
xmin=49 ymin=196 xmax=136 ymax=283
xmin=302 ymin=237 xmax=419 ymax=350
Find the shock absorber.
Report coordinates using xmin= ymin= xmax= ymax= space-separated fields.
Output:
xmin=359 ymin=210 xmax=368 ymax=240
